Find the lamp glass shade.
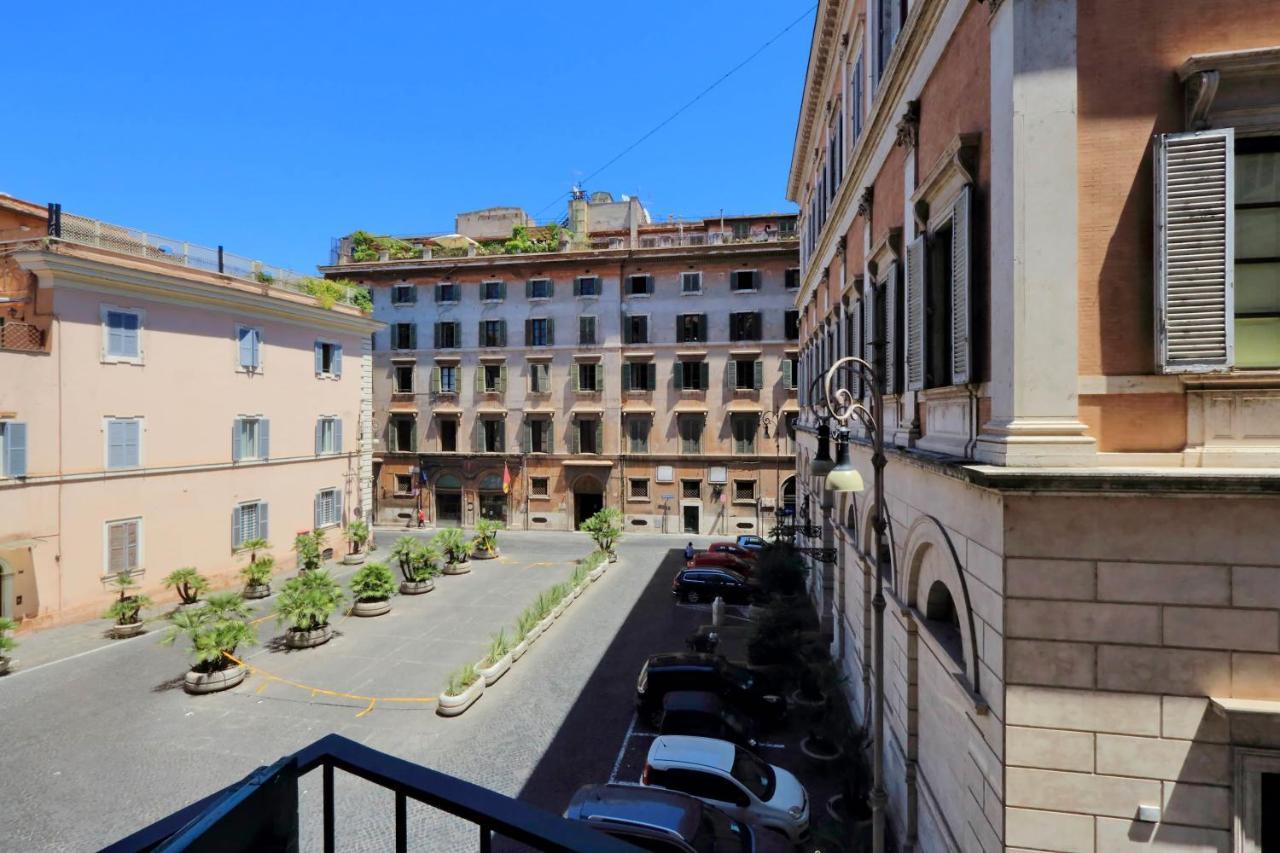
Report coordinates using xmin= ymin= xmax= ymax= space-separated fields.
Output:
xmin=811 ymin=456 xmax=835 ymax=477
xmin=826 ymin=464 xmax=864 ymax=493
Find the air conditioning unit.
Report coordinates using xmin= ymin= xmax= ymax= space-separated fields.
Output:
xmin=708 ymin=466 xmax=727 ymax=484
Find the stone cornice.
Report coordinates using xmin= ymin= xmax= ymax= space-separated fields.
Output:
xmin=16 ymin=247 xmax=382 ymax=334
xmin=786 ymin=0 xmax=846 ymax=202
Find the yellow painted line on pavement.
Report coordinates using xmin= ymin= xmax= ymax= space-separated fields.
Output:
xmin=223 ymin=652 xmax=436 ymax=718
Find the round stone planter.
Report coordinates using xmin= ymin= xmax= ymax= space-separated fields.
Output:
xmin=800 ymin=735 xmax=845 ymax=765
xmin=184 ymin=664 xmax=247 ymax=695
xmin=607 ymin=552 xmax=618 ymax=563
xmin=511 ymin=638 xmax=530 ymax=661
xmin=588 ymin=565 xmax=606 ymax=583
xmin=551 ymin=601 xmax=568 ymax=620
xmin=477 ymin=652 xmax=512 ymax=686
xmin=536 ymin=615 xmax=555 ymax=636
xmin=526 ymin=623 xmax=544 ymax=644
xmin=437 ymin=679 xmax=484 ymax=717
xmin=243 ymin=583 xmax=271 ymax=600
xmin=285 ymin=625 xmax=333 ymax=649
xmin=442 ymin=560 xmax=472 ymax=576
xmin=352 ymin=599 xmax=391 ymax=617
xmin=111 ymin=621 xmax=145 ymax=639
xmin=0 ymin=657 xmax=10 ymax=676
xmin=471 ymin=548 xmax=500 ymax=561
xmin=570 ymin=585 xmax=583 ymax=600
xmin=399 ymin=579 xmax=435 ymax=596
xmin=789 ymin=688 xmax=827 ymax=709
xmin=342 ymin=552 xmax=367 ymax=566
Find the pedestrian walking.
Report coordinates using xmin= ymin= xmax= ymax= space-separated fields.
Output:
xmin=684 ymin=541 xmax=695 ymax=561
xmin=417 ymin=509 xmax=425 ymax=528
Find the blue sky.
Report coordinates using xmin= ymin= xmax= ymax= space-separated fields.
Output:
xmin=4 ymin=2 xmax=812 ymax=273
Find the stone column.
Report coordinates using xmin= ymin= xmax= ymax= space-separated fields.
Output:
xmin=975 ymin=0 xmax=1095 ymax=466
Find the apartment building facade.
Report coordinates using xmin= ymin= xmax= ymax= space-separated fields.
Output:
xmin=789 ymin=1 xmax=1280 ymax=851
xmin=323 ymin=205 xmax=800 ymax=535
xmin=0 ymin=197 xmax=379 ymax=625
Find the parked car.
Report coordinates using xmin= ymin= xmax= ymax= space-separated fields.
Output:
xmin=686 ymin=551 xmax=755 ymax=577
xmin=707 ymin=542 xmax=760 ymax=563
xmin=673 ymin=568 xmax=760 ymax=605
xmin=636 ymin=653 xmax=787 ymax=727
xmin=643 ymin=735 xmax=810 ymax=844
xmin=564 ymin=783 xmax=793 ymax=853
xmin=736 ymin=535 xmax=769 ymax=552
xmin=657 ymin=691 xmax=759 ymax=750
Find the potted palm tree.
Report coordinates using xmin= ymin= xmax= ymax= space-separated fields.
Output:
xmin=0 ymin=617 xmax=17 ymax=675
xmin=274 ymin=569 xmax=344 ymax=649
xmin=434 ymin=528 xmax=471 ymax=575
xmin=437 ymin=662 xmax=484 ymax=716
xmin=470 ymin=519 xmax=501 ymax=560
xmin=343 ymin=519 xmax=371 ymax=566
xmin=400 ymin=541 xmax=440 ymax=595
xmin=162 ymin=592 xmax=258 ymax=694
xmin=241 ymin=554 xmax=275 ymax=600
xmin=476 ymin=629 xmax=513 ymax=685
xmin=349 ymin=561 xmax=396 ymax=617
xmin=390 ymin=535 xmax=418 ymax=578
xmin=294 ymin=530 xmax=324 ymax=573
xmin=104 ymin=572 xmax=152 ymax=638
xmin=581 ymin=508 xmax=623 ymax=562
xmin=163 ymin=567 xmax=210 ymax=607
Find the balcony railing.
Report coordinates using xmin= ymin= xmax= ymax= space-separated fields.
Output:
xmin=49 ymin=209 xmax=364 ymax=308
xmin=104 ymin=733 xmax=634 ymax=853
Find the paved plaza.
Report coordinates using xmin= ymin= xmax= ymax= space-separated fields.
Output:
xmin=0 ymin=530 xmax=723 ymax=851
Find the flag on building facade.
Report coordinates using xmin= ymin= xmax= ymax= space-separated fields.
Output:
xmin=502 ymin=461 xmax=512 ymax=494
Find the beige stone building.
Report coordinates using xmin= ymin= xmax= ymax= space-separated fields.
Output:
xmin=789 ymin=1 xmax=1280 ymax=850
xmin=322 ymin=195 xmax=800 ymax=535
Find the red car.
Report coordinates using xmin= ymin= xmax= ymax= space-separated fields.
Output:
xmin=685 ymin=552 xmax=754 ymax=577
xmin=706 ymin=542 xmax=759 ymax=563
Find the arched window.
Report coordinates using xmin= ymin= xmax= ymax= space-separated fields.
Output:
xmin=435 ymin=474 xmax=462 ymax=491
xmin=478 ymin=473 xmax=503 ymax=491
xmin=845 ymin=499 xmax=858 ymax=534
xmin=924 ymin=580 xmax=964 ymax=667
xmin=781 ymin=477 xmax=796 ymax=516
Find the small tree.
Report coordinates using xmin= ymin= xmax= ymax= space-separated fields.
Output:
xmin=104 ymin=573 xmax=152 ymax=627
xmin=294 ymin=531 xmax=323 ymax=573
xmin=407 ymin=541 xmax=442 ymax=582
xmin=163 ymin=567 xmax=210 ymax=606
xmin=347 ymin=519 xmax=371 ymax=556
xmin=472 ymin=519 xmax=501 ymax=556
xmin=390 ymin=535 xmax=418 ymax=577
xmin=433 ymin=528 xmax=469 ymax=566
xmin=0 ymin=617 xmax=17 ymax=660
xmin=274 ymin=570 xmax=344 ymax=633
xmin=580 ymin=507 xmax=623 ymax=555
xmin=240 ymin=537 xmax=270 ymax=564
xmin=241 ymin=554 xmax=275 ymax=589
xmin=162 ymin=592 xmax=257 ymax=673
xmin=350 ymin=562 xmax=396 ymax=604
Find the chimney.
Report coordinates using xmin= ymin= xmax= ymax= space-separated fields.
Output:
xmin=628 ymin=197 xmax=641 ymax=249
xmin=568 ymin=185 xmax=589 ymax=249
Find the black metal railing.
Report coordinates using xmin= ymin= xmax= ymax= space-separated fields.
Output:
xmin=105 ymin=734 xmax=637 ymax=852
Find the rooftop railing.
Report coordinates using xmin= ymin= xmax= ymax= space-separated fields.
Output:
xmin=104 ymin=733 xmax=636 ymax=852
xmin=47 ymin=205 xmax=364 ymax=309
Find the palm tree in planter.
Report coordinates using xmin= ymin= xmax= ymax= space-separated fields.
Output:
xmin=241 ymin=555 xmax=275 ymax=600
xmin=104 ymin=572 xmax=153 ymax=638
xmin=0 ymin=617 xmax=18 ymax=675
xmin=477 ymin=628 xmax=513 ymax=686
xmin=162 ymin=567 xmax=210 ymax=607
xmin=274 ymin=569 xmax=344 ymax=649
xmin=437 ymin=662 xmax=483 ymax=716
xmin=400 ymin=541 xmax=441 ymax=595
xmin=470 ymin=519 xmax=501 ymax=560
xmin=433 ymin=528 xmax=471 ymax=575
xmin=343 ymin=519 xmax=371 ymax=566
xmin=390 ymin=535 xmax=418 ymax=578
xmin=349 ymin=561 xmax=396 ymax=617
xmin=162 ymin=592 xmax=258 ymax=694
xmin=294 ymin=531 xmax=324 ymax=573
xmin=580 ymin=508 xmax=623 ymax=562
xmin=241 ymin=537 xmax=270 ymax=565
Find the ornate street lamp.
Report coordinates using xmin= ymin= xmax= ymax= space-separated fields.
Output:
xmin=809 ymin=355 xmax=889 ymax=853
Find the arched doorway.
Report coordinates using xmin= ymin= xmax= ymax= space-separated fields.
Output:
xmin=572 ymin=474 xmax=604 ymax=529
xmin=477 ymin=473 xmax=508 ymax=525
xmin=434 ymin=474 xmax=463 ymax=527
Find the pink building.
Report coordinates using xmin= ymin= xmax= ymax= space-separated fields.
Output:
xmin=0 ymin=197 xmax=379 ymax=626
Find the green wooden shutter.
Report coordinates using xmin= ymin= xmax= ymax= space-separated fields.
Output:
xmin=905 ymin=234 xmax=927 ymax=392
xmin=499 ymin=365 xmax=508 ymax=392
xmin=699 ymin=361 xmax=709 ymax=390
xmin=782 ymin=357 xmax=794 ymax=389
xmin=673 ymin=360 xmax=684 ymax=390
xmin=754 ymin=360 xmax=763 ymax=389
xmin=621 ymin=363 xmax=632 ymax=391
xmin=571 ymin=364 xmax=580 ymax=391
xmin=647 ymin=362 xmax=656 ymax=390
xmin=547 ymin=319 xmax=555 ymax=345
xmin=595 ymin=419 xmax=603 ymax=453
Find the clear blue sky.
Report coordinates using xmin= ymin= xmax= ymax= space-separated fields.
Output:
xmin=5 ymin=2 xmax=813 ymax=273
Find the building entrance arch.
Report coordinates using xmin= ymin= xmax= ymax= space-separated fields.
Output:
xmin=434 ymin=473 xmax=463 ymax=528
xmin=572 ymin=473 xmax=605 ymax=529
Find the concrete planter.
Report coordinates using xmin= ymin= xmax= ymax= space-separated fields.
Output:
xmin=0 ymin=657 xmax=10 ymax=676
xmin=588 ymin=565 xmax=606 ymax=583
xmin=399 ymin=579 xmax=435 ymax=596
xmin=285 ymin=625 xmax=333 ymax=649
xmin=342 ymin=552 xmax=367 ymax=566
xmin=526 ymin=623 xmax=544 ymax=644
xmin=243 ymin=583 xmax=271 ymax=600
xmin=477 ymin=652 xmax=512 ymax=686
xmin=789 ymin=688 xmax=826 ymax=709
xmin=608 ymin=551 xmax=618 ymax=563
xmin=184 ymin=664 xmax=247 ymax=695
xmin=442 ymin=560 xmax=471 ymax=576
xmin=552 ymin=600 xmax=569 ymax=619
xmin=111 ymin=621 xmax=145 ymax=639
xmin=511 ymin=638 xmax=530 ymax=661
xmin=536 ymin=615 xmax=555 ymax=636
xmin=471 ymin=547 xmax=500 ymax=560
xmin=436 ymin=679 xmax=484 ymax=716
xmin=570 ymin=585 xmax=583 ymax=600
xmin=800 ymin=735 xmax=845 ymax=765
xmin=352 ymin=599 xmax=391 ymax=617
